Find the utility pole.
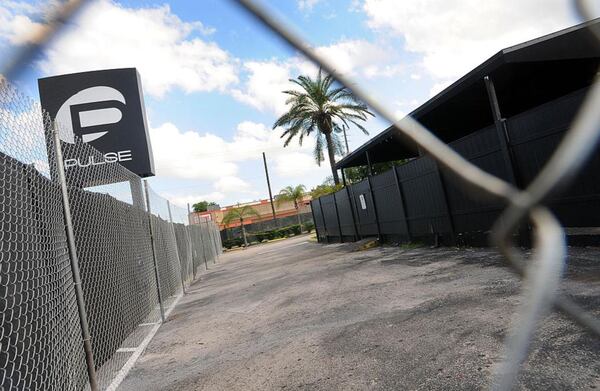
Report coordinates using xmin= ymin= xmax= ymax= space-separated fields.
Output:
xmin=262 ymin=152 xmax=277 ymax=224
xmin=342 ymin=124 xmax=350 ymax=155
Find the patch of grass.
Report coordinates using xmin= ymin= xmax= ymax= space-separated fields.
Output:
xmin=399 ymin=241 xmax=424 ymax=249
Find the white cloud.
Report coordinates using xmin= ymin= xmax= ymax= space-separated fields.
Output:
xmin=429 ymin=80 xmax=453 ymax=97
xmin=214 ymin=176 xmax=253 ymax=193
xmin=0 ymin=1 xmax=46 ymax=45
xmin=163 ymin=191 xmax=226 ymax=208
xmin=232 ymin=39 xmax=402 ymax=115
xmin=298 ymin=0 xmax=322 ymax=11
xmin=315 ymin=39 xmax=403 ymax=79
xmin=149 ymin=122 xmax=238 ymax=180
xmin=149 ymin=120 xmax=321 ymax=180
xmin=38 ymin=0 xmax=237 ymax=98
xmin=230 ymin=60 xmax=296 ymax=115
xmin=362 ymin=0 xmax=595 ymax=80
xmin=274 ymin=152 xmax=323 ymax=177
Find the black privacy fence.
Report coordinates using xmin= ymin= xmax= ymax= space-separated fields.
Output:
xmin=312 ymin=87 xmax=600 ymax=246
xmin=0 ymin=80 xmax=222 ymax=390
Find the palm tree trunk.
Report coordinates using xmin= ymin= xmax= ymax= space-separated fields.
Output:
xmin=240 ymin=218 xmax=248 ymax=247
xmin=324 ymin=131 xmax=340 ymax=184
xmin=297 ymin=207 xmax=302 ymax=232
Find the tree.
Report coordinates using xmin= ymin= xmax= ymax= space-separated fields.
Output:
xmin=273 ymin=69 xmax=374 ymax=185
xmin=276 ymin=185 xmax=307 ymax=231
xmin=344 ymin=160 xmax=408 ymax=184
xmin=309 ymin=177 xmax=343 ymax=198
xmin=221 ymin=204 xmax=261 ymax=247
xmin=193 ymin=201 xmax=217 ymax=212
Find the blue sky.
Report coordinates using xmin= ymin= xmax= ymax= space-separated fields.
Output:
xmin=1 ymin=0 xmax=596 ymax=207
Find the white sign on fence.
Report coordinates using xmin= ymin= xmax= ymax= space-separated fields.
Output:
xmin=359 ymin=194 xmax=367 ymax=210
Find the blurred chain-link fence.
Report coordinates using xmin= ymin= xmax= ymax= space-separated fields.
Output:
xmin=0 ymin=0 xmax=598 ymax=390
xmin=0 ymin=78 xmax=221 ymax=390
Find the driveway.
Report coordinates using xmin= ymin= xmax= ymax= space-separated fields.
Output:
xmin=119 ymin=235 xmax=600 ymax=390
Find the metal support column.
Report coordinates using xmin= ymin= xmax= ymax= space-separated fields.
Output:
xmin=332 ymin=191 xmax=343 ymax=242
xmin=346 ymin=185 xmax=360 ymax=241
xmin=433 ymin=161 xmax=456 ymax=245
xmin=348 ymin=183 xmax=362 ymax=240
xmin=143 ymin=180 xmax=166 ymax=322
xmin=52 ymin=125 xmax=99 ymax=391
xmin=318 ymin=197 xmax=329 ymax=243
xmin=484 ymin=76 xmax=518 ymax=185
xmin=392 ymin=165 xmax=412 ymax=242
xmin=167 ymin=201 xmax=186 ymax=294
xmin=310 ymin=201 xmax=320 ymax=242
xmin=365 ymin=151 xmax=382 ymax=242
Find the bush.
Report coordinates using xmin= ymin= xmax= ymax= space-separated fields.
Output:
xmin=304 ymin=221 xmax=314 ymax=233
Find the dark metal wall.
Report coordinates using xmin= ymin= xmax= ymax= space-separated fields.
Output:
xmin=311 ymin=87 xmax=599 ymax=245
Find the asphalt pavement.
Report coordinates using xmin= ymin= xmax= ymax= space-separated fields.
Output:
xmin=119 ymin=235 xmax=600 ymax=390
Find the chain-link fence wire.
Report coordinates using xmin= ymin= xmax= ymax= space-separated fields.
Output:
xmin=0 ymin=81 xmax=222 ymax=389
xmin=0 ymin=79 xmax=88 ymax=390
xmin=231 ymin=1 xmax=600 ymax=390
xmin=145 ymin=185 xmax=185 ymax=302
xmin=48 ymin=111 xmax=163 ymax=389
xmin=168 ymin=203 xmax=194 ymax=284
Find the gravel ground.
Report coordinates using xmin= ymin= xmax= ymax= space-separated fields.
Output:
xmin=119 ymin=235 xmax=600 ymax=390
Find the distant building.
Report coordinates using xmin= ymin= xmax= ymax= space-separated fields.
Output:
xmin=190 ymin=195 xmax=312 ymax=230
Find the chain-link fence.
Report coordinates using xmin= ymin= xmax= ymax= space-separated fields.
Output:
xmin=1 ymin=1 xmax=599 ymax=390
xmin=0 ymin=79 xmax=221 ymax=390
xmin=229 ymin=1 xmax=600 ymax=391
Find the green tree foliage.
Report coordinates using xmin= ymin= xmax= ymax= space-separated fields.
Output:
xmin=344 ymin=160 xmax=407 ymax=184
xmin=309 ymin=177 xmax=343 ymax=198
xmin=221 ymin=205 xmax=261 ymax=247
xmin=273 ymin=69 xmax=374 ymax=185
xmin=276 ymin=185 xmax=307 ymax=231
xmin=193 ymin=201 xmax=217 ymax=212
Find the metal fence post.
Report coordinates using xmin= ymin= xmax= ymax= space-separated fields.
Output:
xmin=143 ymin=180 xmax=166 ymax=323
xmin=433 ymin=161 xmax=456 ymax=245
xmin=52 ymin=125 xmax=99 ymax=391
xmin=187 ymin=203 xmax=197 ymax=280
xmin=348 ymin=184 xmax=363 ymax=240
xmin=310 ymin=201 xmax=321 ymax=242
xmin=346 ymin=185 xmax=360 ymax=241
xmin=484 ymin=76 xmax=519 ymax=185
xmin=318 ymin=197 xmax=329 ymax=243
xmin=197 ymin=220 xmax=209 ymax=270
xmin=332 ymin=191 xmax=343 ymax=242
xmin=167 ymin=201 xmax=187 ymax=294
xmin=392 ymin=165 xmax=412 ymax=242
xmin=366 ymin=151 xmax=383 ymax=242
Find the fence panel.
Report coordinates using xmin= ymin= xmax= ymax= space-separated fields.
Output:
xmin=333 ymin=188 xmax=356 ymax=239
xmin=508 ymin=87 xmax=600 ymax=227
xmin=370 ymin=168 xmax=407 ymax=238
xmin=311 ymin=200 xmax=326 ymax=241
xmin=320 ymin=193 xmax=340 ymax=238
xmin=350 ymin=180 xmax=378 ymax=236
xmin=442 ymin=125 xmax=508 ymax=236
xmin=396 ymin=156 xmax=451 ymax=239
xmin=0 ymin=83 xmax=88 ymax=391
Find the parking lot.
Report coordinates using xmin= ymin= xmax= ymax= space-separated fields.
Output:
xmin=120 ymin=236 xmax=600 ymax=390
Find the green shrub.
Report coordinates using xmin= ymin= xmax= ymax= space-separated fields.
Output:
xmin=304 ymin=221 xmax=314 ymax=233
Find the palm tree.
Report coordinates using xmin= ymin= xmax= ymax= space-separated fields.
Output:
xmin=277 ymin=185 xmax=306 ymax=232
xmin=221 ymin=204 xmax=260 ymax=247
xmin=273 ymin=68 xmax=374 ymax=185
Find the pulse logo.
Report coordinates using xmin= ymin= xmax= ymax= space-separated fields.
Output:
xmin=56 ymin=86 xmax=133 ymax=169
xmin=39 ymin=68 xmax=155 ymax=181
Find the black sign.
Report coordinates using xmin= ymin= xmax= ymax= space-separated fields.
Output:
xmin=38 ymin=68 xmax=155 ymax=179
